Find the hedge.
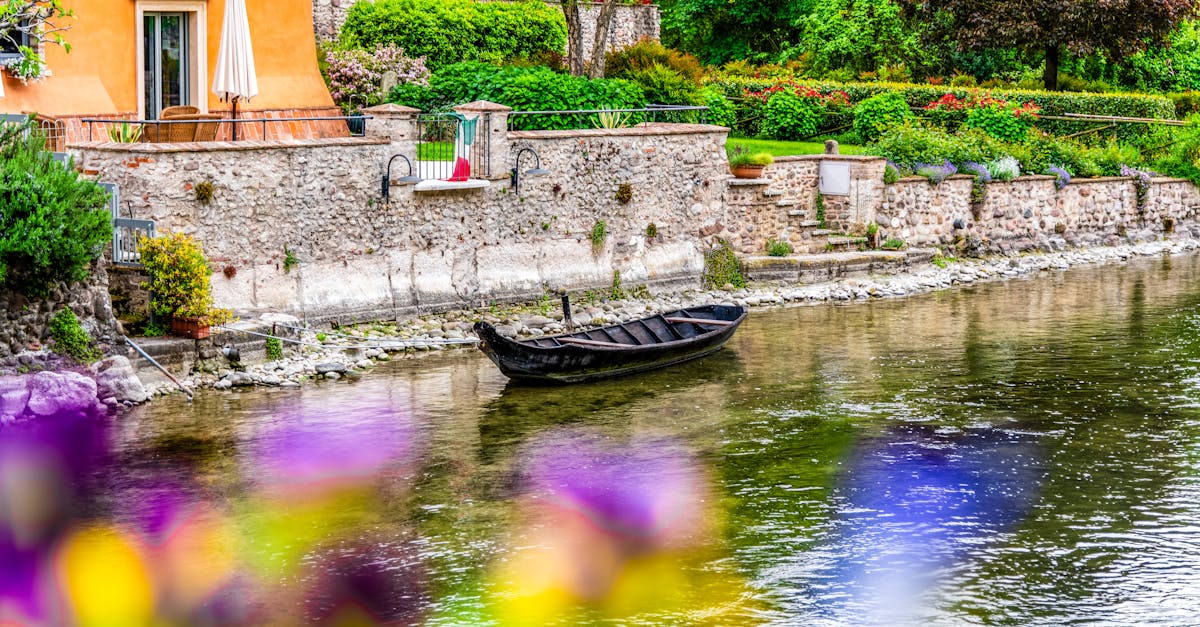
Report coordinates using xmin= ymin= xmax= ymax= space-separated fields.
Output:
xmin=710 ymin=77 xmax=1177 ymax=140
xmin=340 ymin=0 xmax=566 ymax=71
xmin=411 ymin=62 xmax=647 ymax=129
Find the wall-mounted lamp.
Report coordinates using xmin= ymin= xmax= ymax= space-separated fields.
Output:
xmin=382 ymin=154 xmax=422 ymax=202
xmin=511 ymin=147 xmax=551 ymax=195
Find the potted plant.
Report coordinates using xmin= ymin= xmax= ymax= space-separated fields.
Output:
xmin=137 ymin=232 xmax=233 ymax=339
xmin=727 ymin=145 xmax=774 ymax=179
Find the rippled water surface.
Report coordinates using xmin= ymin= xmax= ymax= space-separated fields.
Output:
xmin=122 ymin=254 xmax=1200 ymax=625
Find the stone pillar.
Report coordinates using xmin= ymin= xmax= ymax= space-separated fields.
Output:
xmin=453 ymin=100 xmax=512 ymax=181
xmin=362 ymin=103 xmax=420 ymax=161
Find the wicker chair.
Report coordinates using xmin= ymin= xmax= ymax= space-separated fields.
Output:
xmin=163 ymin=120 xmax=199 ymax=142
xmin=160 ymin=105 xmax=200 ymax=119
xmin=192 ymin=114 xmax=223 ymax=142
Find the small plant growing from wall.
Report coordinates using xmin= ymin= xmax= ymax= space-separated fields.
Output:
xmin=591 ymin=220 xmax=607 ymax=251
xmin=283 ymin=246 xmax=299 ymax=273
xmin=703 ymin=239 xmax=746 ymax=289
xmin=615 ymin=183 xmax=633 ymax=204
xmin=265 ymin=336 xmax=283 ymax=361
xmin=611 ymin=270 xmax=624 ymax=299
xmin=195 ymin=180 xmax=215 ymax=204
xmin=223 ymin=265 xmax=237 ymax=279
xmin=645 ymin=223 xmax=658 ymax=239
xmin=49 ymin=308 xmax=100 ymax=364
xmin=765 ymin=239 xmax=793 ymax=257
xmin=881 ymin=238 xmax=905 ymax=250
xmin=866 ymin=222 xmax=880 ymax=249
xmin=815 ymin=193 xmax=827 ymax=228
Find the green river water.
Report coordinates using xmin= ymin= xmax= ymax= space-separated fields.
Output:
xmin=115 ymin=253 xmax=1200 ymax=625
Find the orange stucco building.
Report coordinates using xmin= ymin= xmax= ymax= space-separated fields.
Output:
xmin=1 ymin=0 xmax=335 ymax=137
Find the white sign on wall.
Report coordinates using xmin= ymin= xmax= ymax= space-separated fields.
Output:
xmin=819 ymin=162 xmax=851 ymax=196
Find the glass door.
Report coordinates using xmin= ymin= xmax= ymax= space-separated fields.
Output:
xmin=143 ymin=13 xmax=188 ymax=119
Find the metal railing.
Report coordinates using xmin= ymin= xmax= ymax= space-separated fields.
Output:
xmin=415 ymin=112 xmax=491 ymax=180
xmin=79 ymin=115 xmax=373 ymax=142
xmin=506 ymin=104 xmax=710 ymax=131
xmin=99 ymin=182 xmax=155 ymax=268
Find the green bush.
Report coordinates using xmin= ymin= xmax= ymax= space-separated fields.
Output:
xmin=606 ymin=39 xmax=705 ymax=86
xmin=867 ymin=122 xmax=1005 ymax=167
xmin=702 ymin=86 xmax=737 ymax=127
xmin=0 ymin=123 xmax=112 ymax=295
xmin=763 ymin=90 xmax=824 ymax=140
xmin=413 ymin=63 xmax=646 ymax=129
xmin=702 ymin=239 xmax=746 ymax=289
xmin=386 ymin=82 xmax=439 ymax=111
xmin=622 ymin=63 xmax=703 ymax=105
xmin=138 ymin=233 xmax=231 ymax=324
xmin=853 ymin=92 xmax=913 ymax=142
xmin=340 ymin=0 xmax=566 ymax=71
xmin=265 ymin=336 xmax=283 ymax=361
xmin=765 ymin=239 xmax=793 ymax=256
xmin=49 ymin=308 xmax=100 ymax=364
xmin=964 ymin=100 xmax=1039 ymax=143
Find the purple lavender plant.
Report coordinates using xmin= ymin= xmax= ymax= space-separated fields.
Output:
xmin=961 ymin=161 xmax=992 ymax=183
xmin=1121 ymin=165 xmax=1155 ymax=210
xmin=1045 ymin=165 xmax=1071 ymax=190
xmin=914 ymin=159 xmax=958 ymax=185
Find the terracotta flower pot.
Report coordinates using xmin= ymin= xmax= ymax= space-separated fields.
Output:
xmin=730 ymin=165 xmax=765 ymax=179
xmin=170 ymin=316 xmax=211 ymax=340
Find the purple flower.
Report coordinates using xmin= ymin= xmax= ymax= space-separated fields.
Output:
xmin=961 ymin=161 xmax=991 ymax=183
xmin=1045 ymin=165 xmax=1071 ymax=190
xmin=914 ymin=159 xmax=958 ymax=185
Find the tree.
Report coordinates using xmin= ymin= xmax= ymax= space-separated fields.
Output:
xmin=800 ymin=0 xmax=919 ymax=76
xmin=659 ymin=0 xmax=812 ymax=64
xmin=0 ymin=0 xmax=74 ymax=81
xmin=561 ymin=0 xmax=619 ymax=77
xmin=908 ymin=0 xmax=1199 ymax=90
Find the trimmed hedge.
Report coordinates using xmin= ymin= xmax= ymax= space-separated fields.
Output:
xmin=340 ymin=0 xmax=566 ymax=71
xmin=710 ymin=77 xmax=1177 ymax=140
xmin=414 ymin=62 xmax=646 ymax=129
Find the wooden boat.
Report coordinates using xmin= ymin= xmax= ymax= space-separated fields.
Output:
xmin=473 ymin=304 xmax=747 ymax=384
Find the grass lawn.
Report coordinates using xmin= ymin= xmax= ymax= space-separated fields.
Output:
xmin=727 ymin=137 xmax=867 ymax=157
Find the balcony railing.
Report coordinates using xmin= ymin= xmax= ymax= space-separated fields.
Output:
xmin=415 ymin=113 xmax=491 ymax=180
xmin=78 ymin=115 xmax=373 ymax=143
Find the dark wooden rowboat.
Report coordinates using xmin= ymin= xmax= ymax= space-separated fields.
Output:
xmin=473 ymin=304 xmax=747 ymax=384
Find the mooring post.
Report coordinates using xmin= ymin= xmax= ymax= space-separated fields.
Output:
xmin=561 ymin=292 xmax=574 ymax=331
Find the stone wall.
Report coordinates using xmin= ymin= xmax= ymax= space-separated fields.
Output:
xmin=879 ymin=174 xmax=1200 ymax=254
xmin=312 ymin=0 xmax=660 ymax=63
xmin=71 ymin=117 xmax=728 ymax=323
xmin=0 ymin=263 xmax=120 ymax=359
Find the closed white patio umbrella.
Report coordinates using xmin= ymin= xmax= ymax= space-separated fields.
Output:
xmin=211 ymin=0 xmax=258 ymax=140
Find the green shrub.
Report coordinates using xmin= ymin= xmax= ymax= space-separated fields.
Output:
xmin=387 ymin=82 xmax=439 ymax=111
xmin=853 ymin=92 xmax=913 ymax=142
xmin=765 ymin=239 xmax=793 ymax=256
xmin=49 ymin=308 xmax=100 ymax=364
xmin=606 ymin=39 xmax=705 ymax=86
xmin=622 ymin=63 xmax=703 ymax=106
xmin=340 ymin=0 xmax=565 ymax=71
xmin=702 ymin=239 xmax=746 ymax=289
xmin=867 ymin=122 xmax=1005 ymax=168
xmin=416 ymin=63 xmax=646 ymax=129
xmin=764 ymin=90 xmax=824 ymax=140
xmin=702 ymin=86 xmax=737 ymax=127
xmin=138 ymin=233 xmax=232 ymax=325
xmin=1014 ymin=132 xmax=1101 ymax=177
xmin=0 ymin=123 xmax=112 ymax=295
xmin=265 ymin=336 xmax=283 ymax=361
xmin=964 ymin=100 xmax=1039 ymax=143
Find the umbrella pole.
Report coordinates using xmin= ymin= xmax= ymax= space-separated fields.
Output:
xmin=231 ymin=97 xmax=239 ymax=141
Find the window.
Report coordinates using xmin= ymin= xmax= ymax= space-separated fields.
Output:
xmin=0 ymin=28 xmax=31 ymax=62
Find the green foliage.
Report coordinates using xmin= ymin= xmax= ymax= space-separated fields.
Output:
xmin=591 ymin=220 xmax=607 ymax=249
xmin=615 ymin=183 xmax=633 ymax=204
xmin=702 ymin=86 xmax=737 ymax=127
xmin=658 ymin=0 xmax=808 ymax=65
xmin=315 ymin=332 xmax=328 ymax=342
xmin=853 ymin=92 xmax=913 ymax=142
xmin=702 ymin=239 xmax=746 ymax=289
xmin=606 ymin=39 xmax=705 ymax=85
xmin=339 ymin=0 xmax=565 ymax=71
xmin=0 ymin=123 xmax=112 ymax=294
xmin=194 ymin=180 xmax=214 ymax=204
xmin=137 ymin=233 xmax=231 ymax=325
xmin=868 ymin=122 xmax=1006 ymax=167
xmin=883 ymin=161 xmax=900 ymax=184
xmin=107 ymin=122 xmax=143 ymax=143
xmin=265 ymin=336 xmax=283 ymax=361
xmin=415 ymin=63 xmax=646 ymax=129
xmin=622 ymin=63 xmax=704 ymax=105
xmin=387 ymin=82 xmax=439 ymax=111
xmin=610 ymin=270 xmax=624 ymax=300
xmin=49 ymin=308 xmax=100 ymax=364
xmin=798 ymin=0 xmax=918 ymax=76
xmin=815 ymin=193 xmax=826 ymax=227
xmin=646 ymin=223 xmax=659 ymax=239
xmin=765 ymin=238 xmax=793 ymax=256
xmin=963 ymin=101 xmax=1039 ymax=143
xmin=880 ymin=238 xmax=905 ymax=250
xmin=764 ymin=90 xmax=824 ymax=140
xmin=283 ymin=246 xmax=299 ymax=273
xmin=0 ymin=0 xmax=75 ymax=80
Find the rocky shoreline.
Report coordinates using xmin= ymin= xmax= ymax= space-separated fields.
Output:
xmin=4 ymin=238 xmax=1198 ymax=417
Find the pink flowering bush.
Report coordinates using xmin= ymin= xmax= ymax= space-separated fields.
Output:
xmin=324 ymin=44 xmax=430 ymax=114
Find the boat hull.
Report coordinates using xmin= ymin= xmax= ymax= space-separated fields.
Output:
xmin=474 ymin=305 xmax=746 ymax=384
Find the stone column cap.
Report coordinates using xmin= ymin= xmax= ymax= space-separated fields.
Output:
xmin=454 ymin=100 xmax=512 ymax=113
xmin=362 ymin=103 xmax=421 ymax=117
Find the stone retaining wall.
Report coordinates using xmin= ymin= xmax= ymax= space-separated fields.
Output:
xmin=313 ymin=0 xmax=660 ymax=64
xmin=71 ymin=117 xmax=727 ymax=323
xmin=0 ymin=263 xmax=120 ymax=359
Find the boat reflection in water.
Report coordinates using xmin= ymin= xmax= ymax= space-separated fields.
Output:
xmin=820 ymin=424 xmax=1044 ymax=624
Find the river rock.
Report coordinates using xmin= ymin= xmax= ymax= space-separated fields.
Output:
xmin=325 ymin=371 xmax=341 ymax=380
xmin=315 ymin=362 xmax=348 ymax=374
xmin=494 ymin=325 xmax=518 ymax=338
xmin=523 ymin=315 xmax=553 ymax=329
xmin=0 ymin=375 xmax=30 ymax=423
xmin=223 ymin=372 xmax=254 ymax=387
xmin=26 ymin=371 xmax=98 ymax=416
xmin=92 ymin=356 xmax=149 ymax=404
xmin=355 ymin=359 xmax=373 ymax=369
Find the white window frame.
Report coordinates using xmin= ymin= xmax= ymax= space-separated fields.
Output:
xmin=135 ymin=1 xmax=207 ymax=119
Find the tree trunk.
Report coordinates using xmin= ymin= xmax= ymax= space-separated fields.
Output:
xmin=1043 ymin=44 xmax=1060 ymax=91
xmin=562 ymin=0 xmax=585 ymax=76
xmin=586 ymin=0 xmax=620 ymax=79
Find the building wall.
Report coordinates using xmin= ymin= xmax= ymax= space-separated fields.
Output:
xmin=1 ymin=0 xmax=333 ymax=117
